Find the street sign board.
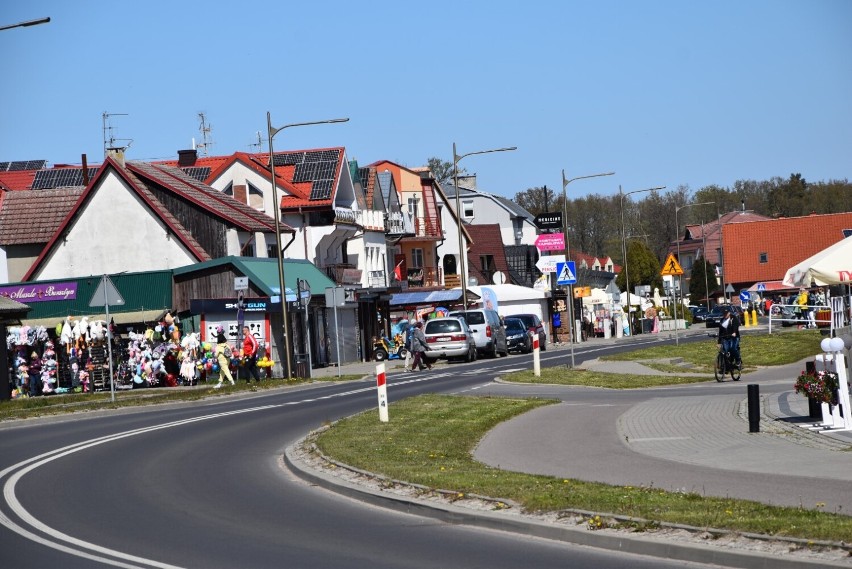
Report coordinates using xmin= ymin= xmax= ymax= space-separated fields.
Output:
xmin=533 ymin=212 xmax=563 ymax=230
xmin=556 ymin=261 xmax=577 ymax=285
xmin=756 ymin=282 xmax=766 ymax=292
xmin=89 ymin=275 xmax=125 ymax=307
xmin=660 ymin=253 xmax=684 ymax=276
xmin=234 ymin=276 xmax=248 ymax=291
xmin=535 ymin=254 xmax=565 ymax=274
xmin=535 ymin=233 xmax=565 ymax=252
xmin=725 ymin=284 xmax=735 ymax=293
xmin=739 ymin=290 xmax=750 ymax=302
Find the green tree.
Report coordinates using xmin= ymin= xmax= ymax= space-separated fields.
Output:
xmin=426 ymin=157 xmax=465 ymax=185
xmin=513 ymin=186 xmax=556 ymax=216
xmin=615 ymin=239 xmax=662 ymax=293
xmin=688 ymin=257 xmax=715 ymax=306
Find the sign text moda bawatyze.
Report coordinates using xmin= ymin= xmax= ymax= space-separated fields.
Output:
xmin=0 ymin=282 xmax=78 ymax=302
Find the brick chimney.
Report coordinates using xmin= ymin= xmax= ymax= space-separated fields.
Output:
xmin=177 ymin=149 xmax=197 ymax=167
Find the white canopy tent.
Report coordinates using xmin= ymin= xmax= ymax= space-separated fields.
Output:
xmin=783 ymin=237 xmax=852 ymax=287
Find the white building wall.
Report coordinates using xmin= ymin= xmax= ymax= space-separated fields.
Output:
xmin=35 ymin=174 xmax=196 ymax=280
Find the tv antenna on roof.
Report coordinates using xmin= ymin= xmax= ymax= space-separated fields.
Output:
xmin=102 ymin=112 xmax=133 ymax=158
xmin=196 ymin=112 xmax=214 ymax=156
xmin=249 ymin=131 xmax=266 ymax=151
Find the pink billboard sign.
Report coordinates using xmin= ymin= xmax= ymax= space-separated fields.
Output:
xmin=534 ymin=233 xmax=565 ymax=252
xmin=0 ymin=282 xmax=78 ymax=302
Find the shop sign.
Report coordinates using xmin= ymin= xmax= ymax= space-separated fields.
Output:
xmin=0 ymin=281 xmax=77 ymax=302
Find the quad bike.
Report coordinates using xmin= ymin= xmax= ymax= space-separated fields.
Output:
xmin=373 ymin=333 xmax=407 ymax=361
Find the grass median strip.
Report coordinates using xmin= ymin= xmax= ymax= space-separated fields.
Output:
xmin=0 ymin=375 xmax=365 ymax=422
xmin=500 ymin=367 xmax=710 ymax=387
xmin=314 ymin=393 xmax=852 ymax=543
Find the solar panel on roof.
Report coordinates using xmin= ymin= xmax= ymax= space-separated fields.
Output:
xmin=3 ymin=159 xmax=46 ymax=171
xmin=304 ymin=150 xmax=338 ymax=163
xmin=180 ymin=166 xmax=211 ymax=181
xmin=272 ymin=152 xmax=304 ymax=167
xmin=31 ymin=168 xmax=98 ymax=189
xmin=309 ymin=180 xmax=333 ymax=201
xmin=294 ymin=160 xmax=336 ymax=183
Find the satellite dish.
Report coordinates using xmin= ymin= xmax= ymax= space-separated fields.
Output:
xmin=492 ymin=271 xmax=506 ymax=285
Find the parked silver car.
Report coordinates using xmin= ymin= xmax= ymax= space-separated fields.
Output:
xmin=422 ymin=317 xmax=477 ymax=363
xmin=448 ymin=309 xmax=508 ymax=358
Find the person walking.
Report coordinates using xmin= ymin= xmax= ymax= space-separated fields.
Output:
xmin=213 ymin=328 xmax=235 ymax=389
xmin=716 ymin=308 xmax=741 ymax=368
xmin=407 ymin=321 xmax=432 ymax=372
xmin=240 ymin=326 xmax=261 ymax=383
xmin=402 ymin=320 xmax=413 ymax=371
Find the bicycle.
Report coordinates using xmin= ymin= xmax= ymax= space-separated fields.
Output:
xmin=714 ymin=344 xmax=741 ymax=382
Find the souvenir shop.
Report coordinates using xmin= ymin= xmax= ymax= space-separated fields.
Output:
xmin=2 ymin=271 xmax=176 ymax=397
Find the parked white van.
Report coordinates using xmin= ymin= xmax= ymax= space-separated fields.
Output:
xmin=448 ymin=309 xmax=508 ymax=358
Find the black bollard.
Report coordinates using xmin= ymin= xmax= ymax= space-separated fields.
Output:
xmin=747 ymin=384 xmax=760 ymax=433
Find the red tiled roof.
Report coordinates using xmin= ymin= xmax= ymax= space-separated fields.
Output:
xmin=0 ymin=187 xmax=84 ymax=245
xmin=724 ymin=212 xmax=852 ymax=284
xmin=465 ymin=224 xmax=511 ymax=284
xmin=0 ymin=170 xmax=37 ymax=191
xmin=23 ymin=157 xmax=212 ymax=280
xmin=128 ymin=162 xmax=280 ymax=233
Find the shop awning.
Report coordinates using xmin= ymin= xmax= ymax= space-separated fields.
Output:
xmin=389 ymin=289 xmax=478 ymax=306
xmin=746 ymin=280 xmax=799 ymax=293
xmin=22 ymin=308 xmax=170 ymax=329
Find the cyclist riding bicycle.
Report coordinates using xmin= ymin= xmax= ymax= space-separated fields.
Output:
xmin=716 ymin=308 xmax=741 ymax=368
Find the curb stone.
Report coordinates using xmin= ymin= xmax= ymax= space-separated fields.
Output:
xmin=284 ymin=429 xmax=852 ymax=569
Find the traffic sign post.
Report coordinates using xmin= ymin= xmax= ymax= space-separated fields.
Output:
xmin=89 ymin=275 xmax=125 ymax=403
xmin=556 ymin=261 xmax=577 ymax=285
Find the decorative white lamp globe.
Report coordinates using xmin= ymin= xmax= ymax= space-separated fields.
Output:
xmin=821 ymin=338 xmax=833 ymax=353
xmin=829 ymin=337 xmax=845 ymax=353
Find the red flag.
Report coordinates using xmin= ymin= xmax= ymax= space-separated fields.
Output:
xmin=393 ymin=260 xmax=403 ymax=281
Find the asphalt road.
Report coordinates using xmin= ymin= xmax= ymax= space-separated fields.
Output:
xmin=0 ymin=340 xmax=720 ymax=569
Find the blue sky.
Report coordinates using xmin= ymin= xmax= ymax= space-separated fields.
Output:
xmin=1 ymin=1 xmax=850 ymax=199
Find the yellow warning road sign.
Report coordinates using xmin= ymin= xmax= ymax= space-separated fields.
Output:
xmin=661 ymin=253 xmax=684 ymax=276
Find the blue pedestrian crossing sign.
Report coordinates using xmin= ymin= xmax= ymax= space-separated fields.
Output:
xmin=756 ymin=282 xmax=766 ymax=292
xmin=556 ymin=261 xmax=577 ymax=285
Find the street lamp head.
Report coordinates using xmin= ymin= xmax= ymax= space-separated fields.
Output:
xmin=562 ymin=170 xmax=615 ymax=190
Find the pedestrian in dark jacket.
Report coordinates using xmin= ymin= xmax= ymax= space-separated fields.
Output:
xmin=717 ymin=308 xmax=741 ymax=367
xmin=408 ymin=321 xmax=432 ymax=372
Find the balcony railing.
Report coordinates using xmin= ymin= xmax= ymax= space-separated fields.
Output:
xmin=399 ymin=266 xmax=442 ymax=289
xmin=414 ymin=215 xmax=441 ymax=238
xmin=333 ymin=207 xmax=385 ymax=231
xmin=368 ymin=270 xmax=387 ymax=288
xmin=324 ymin=263 xmax=362 ymax=286
xmin=385 ymin=211 xmax=414 ymax=235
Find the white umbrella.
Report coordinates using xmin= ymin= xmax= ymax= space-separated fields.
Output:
xmin=620 ymin=291 xmax=642 ymax=306
xmin=782 ymin=237 xmax=852 ymax=287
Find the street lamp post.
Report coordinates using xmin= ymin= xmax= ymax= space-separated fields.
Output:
xmin=452 ymin=143 xmax=516 ymax=309
xmin=561 ymin=169 xmax=614 ymax=368
xmin=619 ymin=185 xmax=665 ymax=335
xmin=0 ymin=17 xmax=50 ymax=32
xmin=267 ymin=113 xmax=348 ymax=379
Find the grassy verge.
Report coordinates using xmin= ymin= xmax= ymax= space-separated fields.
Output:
xmin=500 ymin=368 xmax=710 ymax=388
xmin=0 ymin=374 xmax=363 ymax=422
xmin=601 ymin=328 xmax=823 ymax=368
xmin=314 ymin=394 xmax=852 ymax=542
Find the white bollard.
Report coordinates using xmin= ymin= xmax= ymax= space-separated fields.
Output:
xmin=533 ymin=335 xmax=541 ymax=377
xmin=376 ymin=363 xmax=388 ymax=422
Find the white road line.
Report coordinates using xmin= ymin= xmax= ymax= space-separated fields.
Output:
xmin=0 ymin=379 xmax=431 ymax=568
